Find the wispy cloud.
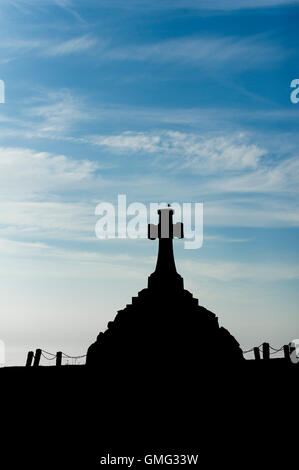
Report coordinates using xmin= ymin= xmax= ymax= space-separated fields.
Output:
xmin=53 ymin=0 xmax=86 ymax=23
xmin=1 ymin=237 xmax=298 ymax=284
xmin=0 ymin=35 xmax=99 ymax=59
xmin=46 ymin=35 xmax=98 ymax=56
xmin=0 ymin=89 xmax=95 ymax=140
xmin=205 ymin=155 xmax=299 ymax=195
xmin=104 ymin=35 xmax=285 ymax=70
xmin=0 ymin=146 xmax=99 ymax=200
xmin=161 ymin=0 xmax=299 ymax=9
xmin=2 ymin=95 xmax=299 ymax=147
xmin=90 ymin=130 xmax=266 ymax=172
xmin=5 ymin=0 xmax=85 ymax=21
xmin=26 ymin=89 xmax=94 ymax=136
xmin=0 ymin=202 xmax=92 ymax=242
xmin=90 ymin=132 xmax=162 ymax=153
xmin=5 ymin=0 xmax=299 ymax=11
xmin=182 ymin=258 xmax=299 ymax=282
xmin=0 ymin=32 xmax=284 ymax=70
xmin=203 ymin=198 xmax=299 ymax=227
xmin=88 ymin=129 xmax=299 ymax=198
xmin=0 ymin=238 xmax=148 ymax=284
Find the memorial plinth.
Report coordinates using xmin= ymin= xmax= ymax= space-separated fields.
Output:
xmin=86 ymin=206 xmax=244 ymax=370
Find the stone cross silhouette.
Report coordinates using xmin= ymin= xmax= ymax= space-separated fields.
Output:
xmin=147 ymin=205 xmax=184 ymax=289
xmin=148 ymin=204 xmax=184 ymax=240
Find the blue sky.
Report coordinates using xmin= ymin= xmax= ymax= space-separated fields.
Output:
xmin=0 ymin=0 xmax=299 ymax=365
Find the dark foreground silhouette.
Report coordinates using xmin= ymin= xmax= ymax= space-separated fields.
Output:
xmin=2 ymin=361 xmax=298 ymax=466
xmin=2 ymin=208 xmax=298 ymax=466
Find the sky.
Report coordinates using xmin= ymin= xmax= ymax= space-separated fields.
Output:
xmin=0 ymin=0 xmax=299 ymax=365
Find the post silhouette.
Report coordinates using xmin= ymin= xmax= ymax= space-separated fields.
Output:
xmin=253 ymin=347 xmax=261 ymax=361
xmin=262 ymin=342 xmax=270 ymax=360
xmin=283 ymin=345 xmax=290 ymax=361
xmin=25 ymin=351 xmax=34 ymax=367
xmin=56 ymin=351 xmax=62 ymax=367
xmin=33 ymin=349 xmax=42 ymax=367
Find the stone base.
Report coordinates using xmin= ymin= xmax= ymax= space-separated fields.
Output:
xmin=86 ymin=280 xmax=244 ymax=369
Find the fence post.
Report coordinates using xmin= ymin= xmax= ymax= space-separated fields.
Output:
xmin=25 ymin=351 xmax=34 ymax=367
xmin=56 ymin=351 xmax=62 ymax=367
xmin=283 ymin=345 xmax=290 ymax=361
xmin=33 ymin=348 xmax=42 ymax=367
xmin=262 ymin=342 xmax=270 ymax=360
xmin=253 ymin=347 xmax=261 ymax=361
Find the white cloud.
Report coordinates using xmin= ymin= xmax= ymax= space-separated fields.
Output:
xmin=91 ymin=132 xmax=162 ymax=153
xmin=170 ymin=0 xmax=299 ymax=9
xmin=1 ymin=236 xmax=298 ymax=284
xmin=53 ymin=0 xmax=86 ymax=23
xmin=0 ymin=147 xmax=98 ymax=200
xmin=0 ymin=89 xmax=95 ymax=140
xmin=2 ymin=88 xmax=298 ymax=146
xmin=0 ymin=36 xmax=98 ymax=59
xmin=0 ymin=201 xmax=94 ymax=240
xmin=182 ymin=259 xmax=299 ymax=282
xmin=1 ymin=236 xmax=298 ymax=285
xmin=27 ymin=89 xmax=94 ymax=136
xmin=203 ymin=198 xmax=299 ymax=227
xmin=105 ymin=35 xmax=285 ymax=69
xmin=0 ymin=32 xmax=283 ymax=71
xmin=88 ymin=129 xmax=299 ymax=198
xmin=0 ymin=135 xmax=298 ymax=244
xmin=90 ymin=130 xmax=266 ymax=172
xmin=6 ymin=0 xmax=299 ymax=10
xmin=205 ymin=155 xmax=299 ymax=194
xmin=204 ymin=234 xmax=252 ymax=243
xmin=0 ymin=39 xmax=42 ymax=52
xmin=46 ymin=35 xmax=98 ymax=56
xmin=0 ymin=237 xmax=149 ymax=281
xmin=196 ymin=0 xmax=296 ymax=9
